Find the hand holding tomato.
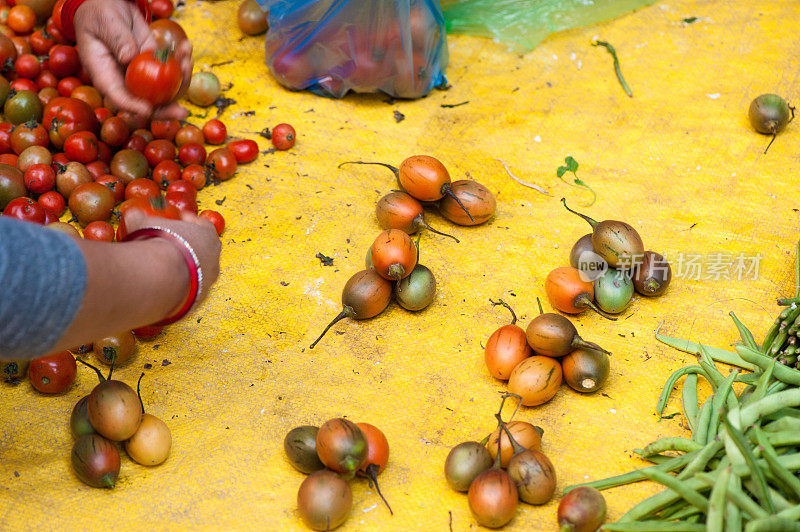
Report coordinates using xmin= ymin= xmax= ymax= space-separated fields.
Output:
xmin=73 ymin=0 xmax=193 ymax=121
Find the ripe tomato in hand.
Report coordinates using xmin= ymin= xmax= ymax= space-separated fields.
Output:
xmin=125 ymin=48 xmax=182 ymax=106
xmin=28 ymin=351 xmax=77 ymax=394
xmin=4 ymin=196 xmax=45 ymax=223
xmin=202 ymin=119 xmax=226 ymax=145
xmin=199 ymin=209 xmax=225 ymax=236
xmin=63 ymin=131 xmax=99 ymax=163
xmin=271 ymin=123 xmax=296 ymax=150
xmin=227 ymin=139 xmax=258 ymax=163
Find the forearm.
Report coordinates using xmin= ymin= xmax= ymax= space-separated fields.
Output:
xmin=53 ymin=238 xmax=188 ymax=354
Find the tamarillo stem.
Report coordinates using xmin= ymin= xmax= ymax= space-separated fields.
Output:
xmin=137 ymin=372 xmax=145 ymax=414
xmin=489 ymin=298 xmax=517 ymax=325
xmin=575 ymin=294 xmax=618 ymax=321
xmin=442 ymin=185 xmax=475 ymax=223
xmin=414 ymin=215 xmax=459 ymax=243
xmin=561 ymin=197 xmax=598 ymax=228
xmin=75 ymin=357 xmax=106 ymax=383
xmin=495 ymin=413 xmax=526 ymax=456
xmin=365 ymin=464 xmax=393 ymax=515
xmin=337 ymin=161 xmax=399 ymax=179
xmin=764 ymin=130 xmax=778 ymax=154
xmin=537 ymin=297 xmax=544 ymax=315
xmin=575 ymin=339 xmax=612 ymax=356
xmin=387 ymin=264 xmax=406 ymax=282
xmin=309 ymin=308 xmax=353 ymax=349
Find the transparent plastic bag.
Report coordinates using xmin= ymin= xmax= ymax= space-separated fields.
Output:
xmin=440 ymin=0 xmax=658 ymax=53
xmin=257 ymin=0 xmax=449 ymax=99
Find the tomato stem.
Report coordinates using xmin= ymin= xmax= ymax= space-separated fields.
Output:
xmin=442 ymin=186 xmax=475 ymax=223
xmin=309 ymin=308 xmax=350 ymax=349
xmin=75 ymin=357 xmax=106 ymax=382
xmin=337 ymin=161 xmax=399 ymax=179
xmin=137 ymin=372 xmax=146 ymax=414
xmin=365 ymin=464 xmax=393 ymax=515
xmin=561 ymin=197 xmax=598 ymax=228
xmin=489 ymin=298 xmax=517 ymax=325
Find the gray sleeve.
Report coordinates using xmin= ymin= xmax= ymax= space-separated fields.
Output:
xmin=0 ymin=218 xmax=87 ymax=360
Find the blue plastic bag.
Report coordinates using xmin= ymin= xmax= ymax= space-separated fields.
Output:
xmin=257 ymin=0 xmax=449 ymax=99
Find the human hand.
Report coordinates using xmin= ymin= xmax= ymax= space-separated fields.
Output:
xmin=74 ymin=0 xmax=193 ymax=122
xmin=122 ymin=209 xmax=222 ymax=305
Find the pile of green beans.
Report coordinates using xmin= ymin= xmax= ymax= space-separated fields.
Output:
xmin=564 ymin=243 xmax=800 ymax=531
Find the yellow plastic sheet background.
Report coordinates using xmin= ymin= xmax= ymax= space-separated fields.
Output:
xmin=2 ymin=0 xmax=800 ymax=529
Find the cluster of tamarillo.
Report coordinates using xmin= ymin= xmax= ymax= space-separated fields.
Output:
xmin=70 ymin=360 xmax=171 ymax=489
xmin=485 ymin=300 xmax=611 ymax=406
xmin=283 ymin=418 xmax=391 ymax=530
xmin=309 ymin=155 xmax=496 ymax=349
xmin=545 ymin=199 xmax=672 ymax=320
xmin=444 ymin=394 xmax=607 ymax=530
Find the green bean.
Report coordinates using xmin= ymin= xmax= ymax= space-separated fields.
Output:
xmin=734 ymin=372 xmax=761 ymax=385
xmin=720 ymin=480 xmax=769 ymax=520
xmin=562 ymin=450 xmax=700 ymax=493
xmin=656 ymin=365 xmax=706 ymax=418
xmin=754 ymin=426 xmax=800 ymax=500
xmin=638 ymin=468 xmax=709 ymax=512
xmin=724 ymin=473 xmax=743 ymax=531
xmin=722 ymin=416 xmax=774 ymax=513
xmin=641 ymin=437 xmax=702 ymax=458
xmin=706 ymin=465 xmax=730 ymax=532
xmin=761 ymin=317 xmax=782 ymax=353
xmin=795 ymin=239 xmax=800 ymax=297
xmin=664 ymin=505 xmax=702 ymax=521
xmin=678 ymin=439 xmax=724 ymax=479
xmin=736 ymin=346 xmax=800 ymax=385
xmin=601 ymin=522 xmax=706 ymax=532
xmin=764 ymin=415 xmax=800 ymax=433
xmin=618 ymin=477 xmax=708 ymax=522
xmin=699 ymin=358 xmax=724 ymax=389
xmin=766 ymin=380 xmax=789 ymax=394
xmin=744 ymin=358 xmax=775 ymax=406
xmin=730 ymin=312 xmax=759 ymax=351
xmin=655 ymin=333 xmax=757 ymax=370
xmin=681 ymin=373 xmax=699 ymax=432
xmin=654 ymin=498 xmax=690 ymax=519
xmin=693 ymin=397 xmax=712 ymax=445
xmin=769 ymin=330 xmax=789 ymax=356
xmin=743 ymin=516 xmax=800 ymax=532
xmin=776 ymin=503 xmax=800 ymax=520
xmin=708 ymin=369 xmax=739 ymax=441
xmin=751 ymin=430 xmax=800 ymax=447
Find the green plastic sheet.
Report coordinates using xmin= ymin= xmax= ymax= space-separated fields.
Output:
xmin=441 ymin=0 xmax=659 ymax=52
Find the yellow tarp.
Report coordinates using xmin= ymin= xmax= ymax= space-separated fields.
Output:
xmin=2 ymin=0 xmax=799 ymax=529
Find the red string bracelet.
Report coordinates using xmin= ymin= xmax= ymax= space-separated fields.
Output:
xmin=60 ymin=0 xmax=151 ymax=42
xmin=121 ymin=227 xmax=203 ymax=326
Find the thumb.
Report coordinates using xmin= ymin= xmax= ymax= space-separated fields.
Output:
xmin=107 ymin=32 xmax=140 ymax=65
xmin=122 ymin=208 xmax=146 ymax=231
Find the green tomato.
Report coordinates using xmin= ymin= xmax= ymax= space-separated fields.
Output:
xmin=4 ymin=90 xmax=43 ymax=125
xmin=395 ymin=264 xmax=436 ymax=311
xmin=0 ymin=76 xmax=10 ymax=107
xmin=594 ymin=268 xmax=633 ymax=314
xmin=187 ymin=72 xmax=221 ymax=108
xmin=0 ymin=163 xmax=26 ymax=209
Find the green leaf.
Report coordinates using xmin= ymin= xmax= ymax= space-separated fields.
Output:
xmin=556 ymin=166 xmax=567 ymax=177
xmin=565 ymin=156 xmax=579 ymax=172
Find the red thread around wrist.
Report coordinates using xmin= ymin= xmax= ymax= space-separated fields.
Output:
xmin=121 ymin=227 xmax=202 ymax=326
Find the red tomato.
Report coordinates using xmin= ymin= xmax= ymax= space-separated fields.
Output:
xmin=165 ymin=190 xmax=197 ymax=215
xmin=94 ymin=107 xmax=112 ymax=123
xmin=10 ymin=121 xmax=48 ymax=154
xmin=13 ymin=53 xmax=40 ymax=78
xmin=0 ymin=122 xmax=12 ymax=153
xmin=71 ymin=85 xmax=102 ymax=109
xmin=0 ymin=33 xmax=17 ymax=68
xmin=4 ymin=196 xmax=45 ymax=223
xmin=116 ymin=196 xmax=180 ymax=240
xmin=227 ymin=139 xmax=259 ymax=163
xmin=181 ymin=164 xmax=206 ymax=190
xmin=132 ymin=128 xmax=154 ymax=143
xmin=35 ymin=69 xmax=58 ymax=89
xmin=143 ymin=139 xmax=175 ymax=167
xmin=177 ymin=142 xmax=206 ymax=166
xmin=150 ymin=0 xmax=174 ymax=19
xmin=124 ymin=177 xmax=161 ymax=201
xmin=199 ymin=209 xmax=225 ymax=236
xmin=271 ymin=123 xmax=296 ymax=150
xmin=132 ymin=325 xmax=163 ymax=339
xmin=45 ymin=19 xmax=67 ymax=45
xmin=63 ymin=131 xmax=98 ymax=163
xmin=83 ymin=220 xmax=114 ymax=241
xmin=152 ymin=159 xmax=180 ymax=189
xmin=165 ymin=179 xmax=196 ymax=199
xmin=0 ymin=153 xmax=18 ymax=166
xmin=174 ymin=124 xmax=203 ymax=146
xmin=7 ymin=5 xmax=35 ymax=35
xmin=150 ymin=118 xmax=179 ymax=141
xmin=124 ymin=48 xmax=182 ymax=106
xmin=38 ymin=190 xmax=65 ymax=215
xmin=96 ymin=140 xmax=112 ymax=164
xmin=202 ymin=119 xmax=226 ymax=145
xmin=48 ymin=44 xmax=79 ymax=78
xmin=57 ymin=75 xmax=81 ymax=97
xmin=94 ymin=174 xmax=125 ymax=203
xmin=29 ymin=29 xmax=55 ymax=55
xmin=44 ymin=97 xmax=99 ymax=148
xmin=51 ymin=151 xmax=69 ymax=167
xmin=37 ymin=86 xmax=58 ymax=104
xmin=42 ymin=207 xmax=58 ymax=224
xmin=206 ymin=147 xmax=237 ymax=181
xmin=124 ymin=133 xmax=147 ymax=152
xmin=85 ymin=160 xmax=109 ymax=180
xmin=28 ymin=351 xmax=77 ymax=394
xmin=10 ymin=77 xmax=37 ymax=92
xmin=24 ymin=163 xmax=55 ymax=193
xmin=100 ymin=116 xmax=129 ymax=147
xmin=77 ymin=66 xmax=91 ymax=85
